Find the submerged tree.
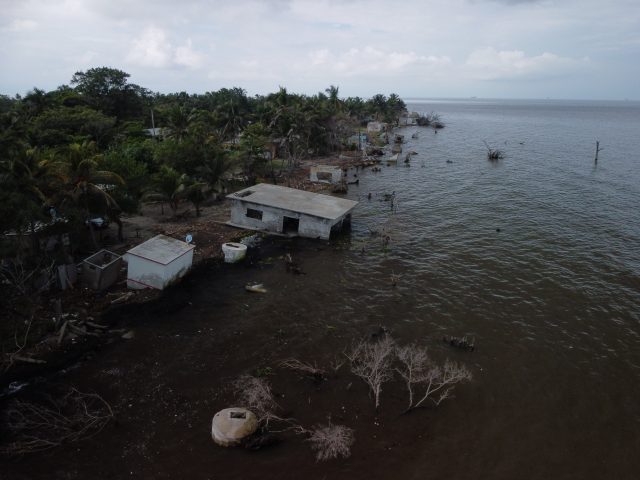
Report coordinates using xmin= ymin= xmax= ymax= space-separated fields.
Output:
xmin=483 ymin=141 xmax=504 ymax=160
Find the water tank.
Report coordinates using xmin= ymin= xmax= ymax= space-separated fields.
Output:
xmin=211 ymin=407 xmax=258 ymax=447
xmin=221 ymin=242 xmax=247 ymax=263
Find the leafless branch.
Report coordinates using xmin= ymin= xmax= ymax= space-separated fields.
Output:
xmin=396 ymin=344 xmax=472 ymax=411
xmin=232 ymin=375 xmax=279 ymax=424
xmin=347 ymin=336 xmax=395 ymax=410
xmin=307 ymin=422 xmax=355 ymax=461
xmin=1 ymin=388 xmax=114 ymax=455
xmin=279 ymin=358 xmax=325 ymax=381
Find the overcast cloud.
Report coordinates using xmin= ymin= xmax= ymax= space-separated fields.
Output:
xmin=0 ymin=0 xmax=638 ymax=99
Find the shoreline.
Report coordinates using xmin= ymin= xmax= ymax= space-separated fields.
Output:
xmin=0 ymin=151 xmax=378 ymax=392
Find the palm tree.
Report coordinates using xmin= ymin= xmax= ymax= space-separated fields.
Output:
xmin=164 ymin=105 xmax=198 ymax=142
xmin=55 ymin=141 xmax=125 ymax=247
xmin=177 ymin=176 xmax=208 ymax=217
xmin=325 ymin=85 xmax=342 ymax=114
xmin=0 ymin=150 xmax=54 ymax=241
xmin=145 ymin=165 xmax=182 ymax=215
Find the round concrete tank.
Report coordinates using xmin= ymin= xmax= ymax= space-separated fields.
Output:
xmin=211 ymin=407 xmax=258 ymax=447
xmin=221 ymin=242 xmax=247 ymax=263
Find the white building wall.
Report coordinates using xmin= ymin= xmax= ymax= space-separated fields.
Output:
xmin=309 ymin=167 xmax=343 ymax=184
xmin=230 ymin=201 xmax=282 ymax=232
xmin=230 ymin=200 xmax=336 ymax=239
xmin=126 ymin=255 xmax=165 ymax=289
xmin=125 ymin=251 xmax=194 ymax=290
xmin=299 ymin=216 xmax=332 ymax=239
xmin=161 ymin=250 xmax=194 ymax=287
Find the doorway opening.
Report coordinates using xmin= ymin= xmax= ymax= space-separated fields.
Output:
xmin=282 ymin=216 xmax=299 ymax=234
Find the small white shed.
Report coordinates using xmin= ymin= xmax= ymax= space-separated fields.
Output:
xmin=124 ymin=234 xmax=195 ymax=290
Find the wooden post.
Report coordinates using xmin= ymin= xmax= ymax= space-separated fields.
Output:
xmin=595 ymin=140 xmax=601 ymax=164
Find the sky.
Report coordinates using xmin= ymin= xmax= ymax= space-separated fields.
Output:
xmin=1 ymin=0 xmax=639 ymax=100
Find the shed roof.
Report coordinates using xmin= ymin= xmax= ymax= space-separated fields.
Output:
xmin=227 ymin=183 xmax=358 ymax=220
xmin=126 ymin=234 xmax=194 ymax=265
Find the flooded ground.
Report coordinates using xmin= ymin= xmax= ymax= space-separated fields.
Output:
xmin=3 ymin=99 xmax=640 ymax=479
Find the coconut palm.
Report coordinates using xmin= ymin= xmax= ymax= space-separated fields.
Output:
xmin=55 ymin=141 xmax=125 ymax=247
xmin=164 ymin=105 xmax=199 ymax=142
xmin=145 ymin=165 xmax=182 ymax=215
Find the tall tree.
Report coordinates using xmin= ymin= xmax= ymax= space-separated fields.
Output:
xmin=55 ymin=141 xmax=125 ymax=246
xmin=71 ymin=67 xmax=149 ymax=120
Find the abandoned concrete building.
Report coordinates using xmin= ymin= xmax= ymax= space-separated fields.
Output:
xmin=227 ymin=183 xmax=358 ymax=240
xmin=309 ymin=165 xmax=344 ymax=184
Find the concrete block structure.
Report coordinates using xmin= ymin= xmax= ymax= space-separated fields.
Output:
xmin=82 ymin=249 xmax=122 ymax=290
xmin=124 ymin=234 xmax=194 ymax=290
xmin=310 ymin=165 xmax=344 ymax=184
xmin=227 ymin=183 xmax=358 ymax=240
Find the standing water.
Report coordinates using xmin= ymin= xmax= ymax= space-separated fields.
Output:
xmin=338 ymin=98 xmax=640 ymax=478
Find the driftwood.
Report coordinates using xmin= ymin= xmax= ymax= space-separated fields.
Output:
xmin=11 ymin=355 xmax=46 ymax=365
xmin=111 ymin=292 xmax=135 ymax=305
xmin=85 ymin=320 xmax=108 ymax=330
xmin=57 ymin=320 xmax=69 ymax=345
xmin=245 ymin=283 xmax=267 ymax=293
xmin=279 ymin=359 xmax=325 ymax=382
xmin=1 ymin=388 xmax=114 ymax=455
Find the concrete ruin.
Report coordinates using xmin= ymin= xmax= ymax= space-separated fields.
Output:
xmin=309 ymin=165 xmax=344 ymax=184
xmin=227 ymin=183 xmax=358 ymax=240
xmin=82 ymin=249 xmax=122 ymax=290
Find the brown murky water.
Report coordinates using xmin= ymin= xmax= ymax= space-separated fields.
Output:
xmin=4 ymin=99 xmax=640 ymax=479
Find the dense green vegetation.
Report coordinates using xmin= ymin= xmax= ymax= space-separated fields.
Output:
xmin=0 ymin=67 xmax=407 ymax=242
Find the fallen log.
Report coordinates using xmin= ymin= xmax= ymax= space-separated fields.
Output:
xmin=57 ymin=320 xmax=68 ymax=346
xmin=12 ymin=355 xmax=46 ymax=365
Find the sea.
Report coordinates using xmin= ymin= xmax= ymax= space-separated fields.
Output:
xmin=335 ymin=98 xmax=640 ymax=478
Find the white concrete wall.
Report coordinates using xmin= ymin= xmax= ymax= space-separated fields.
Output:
xmin=310 ymin=167 xmax=343 ymax=184
xmin=161 ymin=250 xmax=194 ymax=287
xmin=125 ymin=250 xmax=193 ymax=290
xmin=229 ymin=200 xmax=335 ymax=239
xmin=230 ymin=201 xmax=282 ymax=232
xmin=126 ymin=255 xmax=165 ymax=289
xmin=299 ymin=216 xmax=332 ymax=239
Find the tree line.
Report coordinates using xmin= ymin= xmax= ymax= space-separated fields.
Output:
xmin=0 ymin=67 xmax=407 ymax=250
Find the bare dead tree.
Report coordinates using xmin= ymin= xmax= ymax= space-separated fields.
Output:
xmin=346 ymin=336 xmax=395 ymax=410
xmin=396 ymin=344 xmax=472 ymax=411
xmin=483 ymin=141 xmax=504 ymax=160
xmin=232 ymin=375 xmax=280 ymax=426
xmin=395 ymin=343 xmax=431 ymax=410
xmin=279 ymin=358 xmax=325 ymax=382
xmin=0 ymin=258 xmax=56 ymax=298
xmin=307 ymin=422 xmax=355 ymax=461
xmin=1 ymin=388 xmax=114 ymax=455
xmin=594 ymin=140 xmax=603 ymax=164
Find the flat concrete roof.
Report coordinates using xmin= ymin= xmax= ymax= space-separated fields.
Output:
xmin=126 ymin=234 xmax=194 ymax=265
xmin=227 ymin=183 xmax=358 ymax=220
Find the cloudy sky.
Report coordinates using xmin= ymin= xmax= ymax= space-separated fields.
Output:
xmin=1 ymin=0 xmax=638 ymax=99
